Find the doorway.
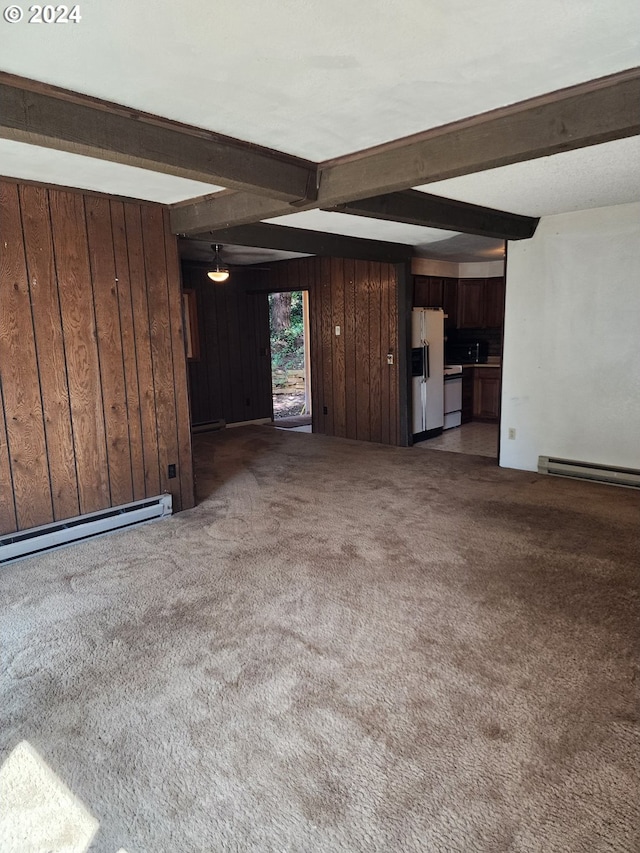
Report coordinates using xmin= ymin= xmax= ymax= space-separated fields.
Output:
xmin=268 ymin=290 xmax=312 ymax=430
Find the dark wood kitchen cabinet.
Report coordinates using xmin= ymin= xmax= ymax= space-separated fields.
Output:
xmin=461 ymin=367 xmax=474 ymax=423
xmin=414 ymin=276 xmax=444 ymax=308
xmin=413 ymin=276 xmax=458 ymax=328
xmin=483 ymin=277 xmax=506 ymax=329
xmin=414 ymin=275 xmax=504 ymax=329
xmin=457 ymin=277 xmax=505 ymax=329
xmin=457 ymin=279 xmax=485 ymax=328
xmin=473 ymin=367 xmax=501 ymax=422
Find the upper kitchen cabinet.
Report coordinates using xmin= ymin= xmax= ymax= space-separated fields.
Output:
xmin=414 ymin=276 xmax=444 ymax=308
xmin=457 ymin=279 xmax=485 ymax=328
xmin=413 ymin=275 xmax=504 ymax=329
xmin=457 ymin=277 xmax=505 ymax=329
xmin=413 ymin=276 xmax=458 ymax=328
xmin=483 ymin=277 xmax=506 ymax=329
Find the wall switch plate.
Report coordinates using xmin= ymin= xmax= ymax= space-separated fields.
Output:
xmin=508 ymin=428 xmax=516 ymax=440
xmin=387 ymin=353 xmax=394 ymax=365
xmin=335 ymin=325 xmax=341 ymax=336
xmin=168 ymin=463 xmax=177 ymax=478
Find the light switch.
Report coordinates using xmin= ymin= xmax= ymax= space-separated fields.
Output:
xmin=387 ymin=353 xmax=394 ymax=365
xmin=335 ymin=326 xmax=341 ymax=336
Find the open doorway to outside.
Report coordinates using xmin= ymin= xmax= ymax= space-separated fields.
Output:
xmin=268 ymin=290 xmax=312 ymax=431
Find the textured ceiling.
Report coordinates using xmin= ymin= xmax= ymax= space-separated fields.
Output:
xmin=265 ymin=210 xmax=459 ymax=246
xmin=0 ymin=139 xmax=223 ymax=203
xmin=2 ymin=0 xmax=639 ymax=160
xmin=178 ymin=240 xmax=310 ymax=266
xmin=418 ymin=137 xmax=640 ymax=217
xmin=1 ymin=1 xmax=639 ymax=261
xmin=265 ymin=210 xmax=505 ymax=262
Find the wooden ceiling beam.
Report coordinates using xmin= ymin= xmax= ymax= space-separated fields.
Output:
xmin=318 ymin=67 xmax=640 ymax=202
xmin=171 ymin=192 xmax=294 ymax=235
xmin=188 ymin=223 xmax=413 ymax=263
xmin=326 ymin=190 xmax=539 ymax=240
xmin=171 ymin=67 xmax=640 ymax=234
xmin=0 ymin=73 xmax=314 ymax=202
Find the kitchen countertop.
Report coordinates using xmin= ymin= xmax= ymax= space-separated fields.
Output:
xmin=460 ymin=362 xmax=502 ymax=369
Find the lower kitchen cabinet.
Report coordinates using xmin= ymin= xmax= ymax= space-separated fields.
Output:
xmin=461 ymin=367 xmax=474 ymax=423
xmin=473 ymin=368 xmax=501 ymax=422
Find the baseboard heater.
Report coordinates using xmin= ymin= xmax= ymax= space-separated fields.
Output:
xmin=538 ymin=456 xmax=640 ymax=489
xmin=0 ymin=494 xmax=172 ymax=565
xmin=192 ymin=419 xmax=226 ymax=434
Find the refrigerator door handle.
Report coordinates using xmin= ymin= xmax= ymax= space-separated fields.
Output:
xmin=424 ymin=343 xmax=430 ymax=379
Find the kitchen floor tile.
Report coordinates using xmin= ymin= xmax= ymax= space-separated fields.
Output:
xmin=415 ymin=422 xmax=499 ymax=458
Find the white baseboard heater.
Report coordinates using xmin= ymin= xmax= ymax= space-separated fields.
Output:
xmin=192 ymin=419 xmax=226 ymax=434
xmin=538 ymin=456 xmax=640 ymax=489
xmin=0 ymin=494 xmax=172 ymax=566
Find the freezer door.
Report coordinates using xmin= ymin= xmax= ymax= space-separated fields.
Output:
xmin=412 ymin=375 xmax=426 ymax=433
xmin=423 ymin=310 xmax=444 ymax=431
xmin=411 ymin=307 xmax=425 ymax=347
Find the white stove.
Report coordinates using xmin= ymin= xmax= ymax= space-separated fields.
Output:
xmin=443 ymin=364 xmax=463 ymax=429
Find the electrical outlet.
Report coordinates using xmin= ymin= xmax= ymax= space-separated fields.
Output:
xmin=323 ymin=405 xmax=328 ymax=415
xmin=508 ymin=428 xmax=516 ymax=440
xmin=168 ymin=463 xmax=177 ymax=479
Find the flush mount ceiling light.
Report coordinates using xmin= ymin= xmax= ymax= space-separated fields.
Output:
xmin=207 ymin=244 xmax=230 ymax=283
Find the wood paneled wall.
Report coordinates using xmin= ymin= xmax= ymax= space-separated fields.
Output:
xmin=182 ymin=264 xmax=272 ymax=426
xmin=269 ymin=257 xmax=402 ymax=445
xmin=0 ymin=179 xmax=194 ymax=536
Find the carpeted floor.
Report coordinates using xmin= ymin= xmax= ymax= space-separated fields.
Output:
xmin=1 ymin=426 xmax=638 ymax=852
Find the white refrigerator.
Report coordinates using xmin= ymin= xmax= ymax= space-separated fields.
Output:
xmin=411 ymin=308 xmax=444 ymax=441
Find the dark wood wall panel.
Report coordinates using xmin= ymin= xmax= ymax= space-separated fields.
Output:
xmin=269 ymin=256 xmax=401 ymax=446
xmin=0 ymin=182 xmax=54 ymax=530
xmin=354 ymin=260 xmax=371 ymax=442
xmin=111 ymin=201 xmax=146 ymax=503
xmin=0 ymin=178 xmax=194 ymax=537
xmin=19 ymin=184 xmax=79 ymax=523
xmin=85 ymin=195 xmax=133 ymax=508
xmin=369 ymin=262 xmax=383 ymax=443
xmin=141 ymin=205 xmax=180 ymax=501
xmin=184 ymin=255 xmax=403 ymax=446
xmin=0 ymin=387 xmax=17 ymax=535
xmin=123 ymin=203 xmax=161 ymax=499
xmin=50 ymin=188 xmax=111 ymax=515
xmin=163 ymin=209 xmax=195 ymax=513
xmin=330 ymin=258 xmax=346 ymax=438
xmin=184 ymin=263 xmax=273 ymax=426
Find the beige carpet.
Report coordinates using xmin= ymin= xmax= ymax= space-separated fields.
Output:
xmin=1 ymin=426 xmax=638 ymax=852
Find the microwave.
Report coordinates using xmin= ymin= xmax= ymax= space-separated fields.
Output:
xmin=445 ymin=340 xmax=489 ymax=364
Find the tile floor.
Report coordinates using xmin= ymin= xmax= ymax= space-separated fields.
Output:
xmin=278 ymin=422 xmax=498 ymax=452
xmin=414 ymin=422 xmax=499 ymax=458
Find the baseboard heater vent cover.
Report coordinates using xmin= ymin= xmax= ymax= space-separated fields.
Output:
xmin=192 ymin=419 xmax=226 ymax=434
xmin=538 ymin=456 xmax=640 ymax=489
xmin=0 ymin=494 xmax=172 ymax=565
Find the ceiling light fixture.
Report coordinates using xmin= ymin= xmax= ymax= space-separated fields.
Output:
xmin=207 ymin=244 xmax=230 ymax=283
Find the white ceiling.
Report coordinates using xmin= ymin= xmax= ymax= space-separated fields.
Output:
xmin=418 ymin=137 xmax=640 ymax=217
xmin=1 ymin=0 xmax=639 ymax=261
xmin=265 ymin=209 xmax=460 ymax=246
xmin=179 ymin=240 xmax=310 ymax=266
xmin=3 ymin=0 xmax=639 ymax=161
xmin=0 ymin=139 xmax=223 ymax=203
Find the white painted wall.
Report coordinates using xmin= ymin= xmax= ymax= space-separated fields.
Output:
xmin=411 ymin=258 xmax=504 ymax=278
xmin=500 ymin=202 xmax=640 ymax=472
xmin=411 ymin=257 xmax=459 ymax=277
xmin=458 ymin=260 xmax=505 ymax=278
